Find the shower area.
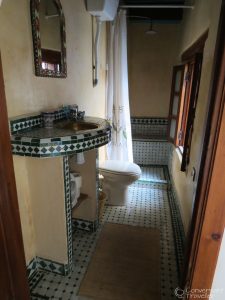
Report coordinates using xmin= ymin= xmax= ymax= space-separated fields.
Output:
xmin=131 ymin=117 xmax=170 ymax=165
xmin=126 ymin=5 xmax=187 ymax=291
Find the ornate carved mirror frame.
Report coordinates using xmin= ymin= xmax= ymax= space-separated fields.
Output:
xmin=30 ymin=0 xmax=67 ymax=78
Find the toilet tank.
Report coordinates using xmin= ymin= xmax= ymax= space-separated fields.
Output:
xmin=86 ymin=0 xmax=119 ymax=21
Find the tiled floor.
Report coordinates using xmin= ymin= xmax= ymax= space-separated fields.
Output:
xmin=30 ymin=166 xmax=184 ymax=300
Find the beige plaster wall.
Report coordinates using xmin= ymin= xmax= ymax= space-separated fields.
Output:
xmin=0 ymin=0 xmax=107 ymax=264
xmin=128 ymin=23 xmax=180 ymax=117
xmin=13 ymin=157 xmax=36 ymax=264
xmin=170 ymin=0 xmax=222 ymax=234
xmin=27 ymin=157 xmax=68 ymax=263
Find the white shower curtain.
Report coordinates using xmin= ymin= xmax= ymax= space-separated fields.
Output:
xmin=106 ymin=10 xmax=133 ymax=162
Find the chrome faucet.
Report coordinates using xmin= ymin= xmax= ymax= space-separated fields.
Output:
xmin=77 ymin=111 xmax=85 ymax=120
xmin=69 ymin=105 xmax=85 ymax=121
xmin=69 ymin=105 xmax=78 ymax=120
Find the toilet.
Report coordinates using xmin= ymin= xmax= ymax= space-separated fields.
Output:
xmin=99 ymin=160 xmax=141 ymax=206
xmin=70 ymin=172 xmax=82 ymax=208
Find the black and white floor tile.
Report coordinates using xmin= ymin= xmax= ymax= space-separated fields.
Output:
xmin=30 ymin=166 xmax=183 ymax=300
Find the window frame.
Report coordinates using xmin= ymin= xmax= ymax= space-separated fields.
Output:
xmin=168 ymin=31 xmax=208 ymax=171
xmin=180 ymin=53 xmax=203 ymax=171
xmin=167 ymin=65 xmax=185 ymax=145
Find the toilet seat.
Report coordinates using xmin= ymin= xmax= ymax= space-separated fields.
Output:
xmin=99 ymin=160 xmax=141 ymax=177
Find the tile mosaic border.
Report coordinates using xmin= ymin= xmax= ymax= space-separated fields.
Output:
xmin=27 ymin=256 xmax=70 ymax=280
xmin=164 ymin=166 xmax=186 ymax=276
xmin=10 ymin=114 xmax=111 ymax=158
xmin=131 ymin=117 xmax=168 ymax=141
xmin=137 ymin=164 xmax=185 ymax=276
xmin=95 ymin=149 xmax=100 ymax=227
xmin=10 ymin=110 xmax=67 ymax=134
xmin=131 ymin=117 xmax=168 ymax=125
xmin=27 ymin=257 xmax=38 ymax=279
xmin=29 ymin=270 xmax=45 ymax=291
xmin=10 ymin=114 xmax=43 ymax=134
xmin=11 ymin=132 xmax=110 ymax=158
xmin=36 ymin=257 xmax=70 ymax=276
xmin=72 ymin=218 xmax=98 ymax=232
xmin=31 ymin=293 xmax=49 ymax=300
xmin=63 ymin=156 xmax=73 ymax=274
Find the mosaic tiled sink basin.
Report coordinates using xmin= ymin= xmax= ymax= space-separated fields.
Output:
xmin=10 ymin=114 xmax=111 ymax=158
xmin=55 ymin=120 xmax=99 ymax=132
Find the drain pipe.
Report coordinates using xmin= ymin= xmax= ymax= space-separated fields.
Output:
xmin=93 ymin=17 xmax=102 ymax=87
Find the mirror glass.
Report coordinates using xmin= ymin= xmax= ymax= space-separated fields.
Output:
xmin=30 ymin=0 xmax=67 ymax=78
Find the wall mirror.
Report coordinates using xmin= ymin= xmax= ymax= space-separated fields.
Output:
xmin=30 ymin=0 xmax=67 ymax=78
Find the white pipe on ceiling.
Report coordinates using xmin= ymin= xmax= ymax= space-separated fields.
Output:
xmin=120 ymin=5 xmax=194 ymax=9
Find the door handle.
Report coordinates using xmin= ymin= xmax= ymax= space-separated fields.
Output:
xmin=211 ymin=233 xmax=221 ymax=241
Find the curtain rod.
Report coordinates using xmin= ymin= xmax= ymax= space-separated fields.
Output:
xmin=119 ymin=5 xmax=194 ymax=9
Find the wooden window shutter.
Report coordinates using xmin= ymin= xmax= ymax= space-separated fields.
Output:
xmin=177 ymin=62 xmax=195 ymax=147
xmin=168 ymin=65 xmax=185 ymax=144
xmin=181 ymin=53 xmax=203 ymax=171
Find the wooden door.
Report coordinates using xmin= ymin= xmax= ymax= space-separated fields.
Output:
xmin=0 ymin=54 xmax=30 ymax=299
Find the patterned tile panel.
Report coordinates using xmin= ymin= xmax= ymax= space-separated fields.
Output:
xmin=36 ymin=257 xmax=69 ymax=276
xmin=72 ymin=218 xmax=98 ymax=232
xmin=27 ymin=256 xmax=70 ymax=279
xmin=10 ymin=114 xmax=43 ymax=134
xmin=133 ymin=140 xmax=170 ymax=165
xmin=131 ymin=117 xmax=168 ymax=140
xmin=131 ymin=117 xmax=168 ymax=125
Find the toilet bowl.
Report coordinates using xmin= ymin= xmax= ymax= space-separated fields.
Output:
xmin=70 ymin=173 xmax=82 ymax=208
xmin=99 ymin=160 xmax=141 ymax=206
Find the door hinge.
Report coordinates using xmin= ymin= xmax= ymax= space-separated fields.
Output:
xmin=178 ymin=130 xmax=183 ymax=142
xmin=185 ymin=71 xmax=191 ymax=82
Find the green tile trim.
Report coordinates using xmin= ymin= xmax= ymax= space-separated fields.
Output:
xmin=11 ymin=116 xmax=111 ymax=158
xmin=63 ymin=156 xmax=73 ymax=273
xmin=164 ymin=166 xmax=185 ymax=277
xmin=11 ymin=130 xmax=111 ymax=158
xmin=36 ymin=257 xmax=70 ymax=276
xmin=72 ymin=218 xmax=98 ymax=232
xmin=131 ymin=117 xmax=168 ymax=125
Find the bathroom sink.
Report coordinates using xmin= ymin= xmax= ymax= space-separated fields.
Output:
xmin=55 ymin=121 xmax=99 ymax=131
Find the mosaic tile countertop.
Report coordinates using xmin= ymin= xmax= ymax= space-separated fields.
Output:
xmin=10 ymin=117 xmax=111 ymax=158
